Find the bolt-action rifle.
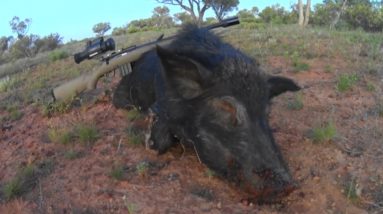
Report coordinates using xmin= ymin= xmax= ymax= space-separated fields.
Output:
xmin=52 ymin=16 xmax=239 ymax=102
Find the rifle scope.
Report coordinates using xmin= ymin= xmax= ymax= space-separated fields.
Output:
xmin=74 ymin=37 xmax=115 ymax=64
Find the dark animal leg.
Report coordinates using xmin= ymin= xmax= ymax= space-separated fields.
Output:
xmin=149 ymin=119 xmax=175 ymax=154
xmin=113 ymin=73 xmax=135 ymax=109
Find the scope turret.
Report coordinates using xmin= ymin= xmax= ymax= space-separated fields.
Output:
xmin=74 ymin=37 xmax=115 ymax=64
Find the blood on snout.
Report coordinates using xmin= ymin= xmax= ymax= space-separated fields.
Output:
xmin=237 ymin=169 xmax=298 ymax=203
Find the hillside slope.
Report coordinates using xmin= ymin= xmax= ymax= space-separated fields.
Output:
xmin=1 ymin=26 xmax=382 ymax=213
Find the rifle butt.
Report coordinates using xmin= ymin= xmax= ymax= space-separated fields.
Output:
xmin=52 ymin=74 xmax=93 ymax=102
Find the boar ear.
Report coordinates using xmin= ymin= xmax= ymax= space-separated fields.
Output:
xmin=156 ymin=45 xmax=209 ymax=99
xmin=268 ymin=76 xmax=301 ymax=99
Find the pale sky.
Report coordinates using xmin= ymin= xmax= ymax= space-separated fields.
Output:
xmin=0 ymin=0 xmax=323 ymax=42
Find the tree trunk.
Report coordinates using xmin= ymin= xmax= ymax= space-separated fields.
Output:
xmin=303 ymin=0 xmax=311 ymax=26
xmin=330 ymin=0 xmax=348 ymax=29
xmin=298 ymin=0 xmax=304 ymax=26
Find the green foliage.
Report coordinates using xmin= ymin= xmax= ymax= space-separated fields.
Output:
xmin=293 ymin=61 xmax=310 ymax=72
xmin=312 ymin=122 xmax=337 ymax=143
xmin=344 ymin=176 xmax=360 ymax=202
xmin=128 ymin=133 xmax=143 ymax=146
xmin=34 ymin=33 xmax=63 ymax=53
xmin=0 ymin=36 xmax=10 ymax=53
xmin=136 ymin=161 xmax=149 ymax=175
xmin=287 ymin=93 xmax=304 ymax=110
xmin=9 ymin=108 xmax=23 ymax=121
xmin=125 ymin=203 xmax=136 ymax=214
xmin=174 ymin=12 xmax=193 ymax=25
xmin=92 ymin=22 xmax=111 ymax=36
xmin=0 ymin=105 xmax=24 ymax=121
xmin=337 ymin=74 xmax=358 ymax=92
xmin=211 ymin=0 xmax=239 ymax=21
xmin=0 ymin=75 xmax=21 ymax=93
xmin=75 ymin=124 xmax=99 ymax=145
xmin=237 ymin=8 xmax=257 ymax=22
xmin=205 ymin=169 xmax=216 ymax=178
xmin=345 ymin=4 xmax=383 ymax=32
xmin=366 ymin=82 xmax=376 ymax=91
xmin=377 ymin=101 xmax=383 ymax=117
xmin=152 ymin=6 xmax=174 ymax=28
xmin=324 ymin=64 xmax=333 ymax=73
xmin=110 ymin=164 xmax=125 ymax=180
xmin=259 ymin=4 xmax=297 ymax=24
xmin=2 ymin=160 xmax=54 ymax=201
xmin=204 ymin=17 xmax=217 ymax=25
xmin=41 ymin=101 xmax=71 ymax=116
xmin=3 ymin=177 xmax=23 ymax=200
xmin=126 ymin=109 xmax=141 ymax=120
xmin=48 ymin=50 xmax=69 ymax=62
xmin=290 ymin=51 xmax=310 ymax=72
xmin=64 ymin=150 xmax=81 ymax=160
xmin=9 ymin=35 xmax=39 ymax=59
xmin=127 ymin=6 xmax=174 ymax=33
xmin=311 ymin=3 xmax=336 ymax=27
xmin=127 ymin=18 xmax=156 ymax=32
xmin=312 ymin=1 xmax=383 ymax=31
xmin=48 ymin=128 xmax=73 ymax=145
xmin=9 ymin=16 xmax=31 ymax=39
xmin=112 ymin=27 xmax=127 ymax=36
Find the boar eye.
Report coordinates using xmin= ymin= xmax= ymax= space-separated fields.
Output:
xmin=210 ymin=97 xmax=245 ymax=127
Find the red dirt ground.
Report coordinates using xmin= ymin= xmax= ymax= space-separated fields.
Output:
xmin=0 ymin=56 xmax=382 ymax=213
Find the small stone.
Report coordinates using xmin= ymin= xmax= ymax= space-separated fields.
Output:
xmin=217 ymin=202 xmax=222 ymax=209
xmin=241 ymin=199 xmax=250 ymax=206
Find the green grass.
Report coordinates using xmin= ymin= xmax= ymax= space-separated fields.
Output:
xmin=75 ymin=124 xmax=99 ymax=145
xmin=48 ymin=50 xmax=69 ymax=62
xmin=324 ymin=64 xmax=332 ymax=73
xmin=3 ymin=178 xmax=23 ymax=200
xmin=0 ymin=105 xmax=24 ymax=122
xmin=343 ymin=176 xmax=360 ymax=203
xmin=1 ymin=160 xmax=54 ymax=201
xmin=41 ymin=101 xmax=72 ymax=116
xmin=2 ymin=165 xmax=36 ymax=200
xmin=49 ymin=124 xmax=100 ymax=147
xmin=287 ymin=93 xmax=304 ymax=110
xmin=205 ymin=169 xmax=216 ymax=179
xmin=366 ymin=82 xmax=376 ymax=91
xmin=312 ymin=122 xmax=337 ymax=143
xmin=127 ymin=203 xmax=136 ymax=214
xmin=0 ymin=76 xmax=21 ymax=93
xmin=110 ymin=164 xmax=125 ymax=180
xmin=126 ymin=109 xmax=141 ymax=121
xmin=136 ymin=161 xmax=149 ymax=176
xmin=64 ymin=150 xmax=82 ymax=160
xmin=48 ymin=128 xmax=73 ymax=145
xmin=125 ymin=127 xmax=144 ymax=146
xmin=377 ymin=102 xmax=383 ymax=117
xmin=292 ymin=60 xmax=310 ymax=72
xmin=9 ymin=108 xmax=24 ymax=121
xmin=337 ymin=74 xmax=359 ymax=92
xmin=129 ymin=134 xmax=143 ymax=145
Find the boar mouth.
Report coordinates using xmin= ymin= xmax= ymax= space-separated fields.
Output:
xmin=240 ymin=169 xmax=297 ymax=203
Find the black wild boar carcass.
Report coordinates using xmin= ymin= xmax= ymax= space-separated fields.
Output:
xmin=113 ymin=25 xmax=300 ymax=202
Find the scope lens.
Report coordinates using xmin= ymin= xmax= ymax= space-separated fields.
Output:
xmin=103 ymin=38 xmax=115 ymax=52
